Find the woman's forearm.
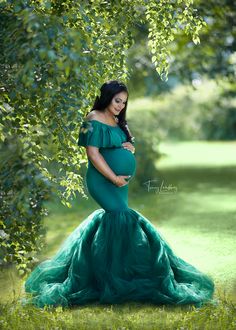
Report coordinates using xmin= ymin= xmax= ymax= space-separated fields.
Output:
xmin=88 ymin=152 xmax=117 ymax=184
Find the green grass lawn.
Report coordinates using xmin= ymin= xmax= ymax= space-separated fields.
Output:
xmin=0 ymin=141 xmax=236 ymax=329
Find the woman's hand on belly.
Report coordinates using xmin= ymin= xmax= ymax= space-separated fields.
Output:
xmin=122 ymin=142 xmax=135 ymax=154
xmin=113 ymin=175 xmax=131 ymax=187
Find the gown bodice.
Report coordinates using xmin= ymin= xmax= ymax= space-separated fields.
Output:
xmin=78 ymin=119 xmax=136 ymax=181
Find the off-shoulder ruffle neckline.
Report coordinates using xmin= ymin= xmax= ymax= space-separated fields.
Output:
xmin=78 ymin=119 xmax=127 ymax=148
xmin=86 ymin=119 xmax=119 ymax=128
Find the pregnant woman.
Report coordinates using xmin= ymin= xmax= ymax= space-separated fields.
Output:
xmin=23 ymin=80 xmax=215 ymax=308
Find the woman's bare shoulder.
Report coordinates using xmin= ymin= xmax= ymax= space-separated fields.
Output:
xmin=85 ymin=110 xmax=103 ymax=121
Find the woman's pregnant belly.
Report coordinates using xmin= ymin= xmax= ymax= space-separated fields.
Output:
xmin=99 ymin=146 xmax=136 ymax=180
xmin=86 ymin=147 xmax=136 ymax=210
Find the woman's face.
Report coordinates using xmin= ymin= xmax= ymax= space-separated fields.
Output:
xmin=106 ymin=91 xmax=128 ymax=116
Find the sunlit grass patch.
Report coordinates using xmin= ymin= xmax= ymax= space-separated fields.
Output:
xmin=0 ymin=291 xmax=235 ymax=330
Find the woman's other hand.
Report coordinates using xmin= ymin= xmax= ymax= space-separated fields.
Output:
xmin=113 ymin=175 xmax=131 ymax=187
xmin=122 ymin=142 xmax=135 ymax=154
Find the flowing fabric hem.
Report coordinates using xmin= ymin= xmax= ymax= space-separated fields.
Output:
xmin=21 ymin=208 xmax=216 ymax=309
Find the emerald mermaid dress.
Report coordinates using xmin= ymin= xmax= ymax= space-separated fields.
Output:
xmin=23 ymin=119 xmax=215 ymax=308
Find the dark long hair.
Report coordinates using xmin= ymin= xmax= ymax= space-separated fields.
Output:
xmin=87 ymin=80 xmax=135 ymax=144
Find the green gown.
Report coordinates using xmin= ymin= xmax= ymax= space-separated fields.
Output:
xmin=23 ymin=119 xmax=215 ymax=308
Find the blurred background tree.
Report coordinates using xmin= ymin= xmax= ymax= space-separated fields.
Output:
xmin=127 ymin=0 xmax=236 ymax=140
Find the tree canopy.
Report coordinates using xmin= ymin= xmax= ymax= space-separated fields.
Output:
xmin=0 ymin=0 xmax=205 ymax=204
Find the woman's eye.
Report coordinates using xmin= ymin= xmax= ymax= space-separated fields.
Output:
xmin=115 ymin=99 xmax=126 ymax=104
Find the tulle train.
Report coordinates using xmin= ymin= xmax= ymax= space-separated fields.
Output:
xmin=23 ymin=208 xmax=215 ymax=308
